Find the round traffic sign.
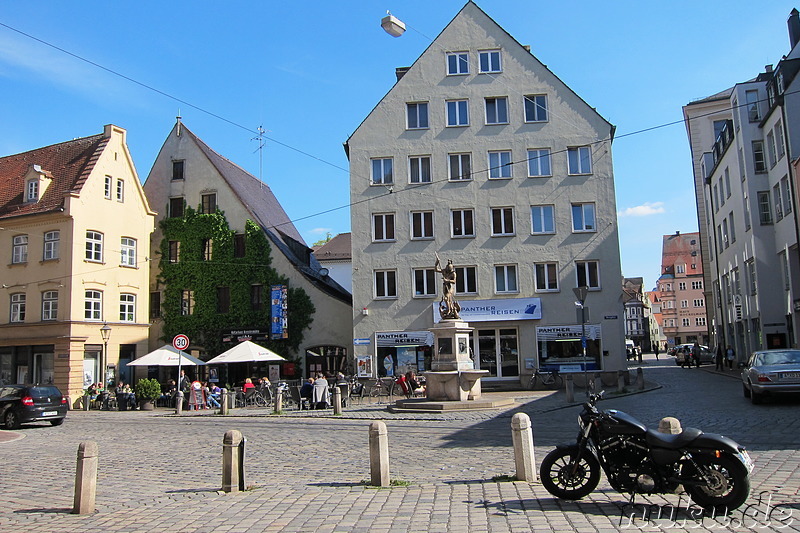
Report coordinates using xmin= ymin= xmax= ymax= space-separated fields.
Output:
xmin=172 ymin=334 xmax=190 ymax=351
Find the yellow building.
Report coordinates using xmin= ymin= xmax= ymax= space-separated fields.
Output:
xmin=0 ymin=125 xmax=155 ymax=407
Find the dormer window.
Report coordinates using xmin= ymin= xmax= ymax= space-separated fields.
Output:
xmin=26 ymin=180 xmax=39 ymax=201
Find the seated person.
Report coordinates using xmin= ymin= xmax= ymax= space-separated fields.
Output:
xmin=405 ymin=371 xmax=425 ymax=395
xmin=242 ymin=378 xmax=255 ymax=392
xmin=206 ymin=382 xmax=221 ymax=408
xmin=299 ymin=377 xmax=314 ymax=400
xmin=311 ymin=373 xmax=329 ymax=409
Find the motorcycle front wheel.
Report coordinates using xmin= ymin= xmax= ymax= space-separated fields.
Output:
xmin=684 ymin=454 xmax=750 ymax=513
xmin=540 ymin=445 xmax=600 ymax=500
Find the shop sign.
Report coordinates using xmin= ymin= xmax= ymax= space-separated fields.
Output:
xmin=376 ymin=331 xmax=434 ymax=347
xmin=536 ymin=324 xmax=602 ymax=341
xmin=433 ymin=297 xmax=542 ymax=323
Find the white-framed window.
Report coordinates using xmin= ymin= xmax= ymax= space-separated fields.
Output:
xmin=413 ymin=268 xmax=436 ymax=297
xmin=757 ymin=191 xmax=772 ymax=224
xmin=120 ymin=237 xmax=137 ymax=267
xmin=43 ymin=231 xmax=59 ymax=260
xmin=12 ymin=235 xmax=28 ymax=264
xmin=181 ymin=290 xmax=194 ymax=316
xmin=576 ymin=260 xmax=600 ymax=289
xmin=451 ymin=209 xmax=475 ymax=238
xmin=485 ymin=97 xmax=508 ymax=124
xmin=774 ymin=184 xmax=783 ymax=221
xmin=682 ymin=318 xmax=690 ymax=327
xmin=85 ymin=231 xmax=103 ymax=262
xmin=42 ymin=290 xmax=58 ymax=321
xmin=747 ymin=260 xmax=757 ymax=295
xmin=531 ymin=205 xmax=555 ymax=234
xmin=692 ymin=281 xmax=703 ymax=290
xmin=374 ymin=270 xmax=397 ymax=299
xmin=728 ymin=213 xmax=736 ymax=244
xmin=568 ymin=146 xmax=592 ymax=175
xmin=202 ymin=239 xmax=213 ymax=261
xmin=693 ymin=299 xmax=705 ymax=307
xmin=752 ymin=141 xmax=766 ymax=173
xmin=455 ymin=266 xmax=477 ymax=295
xmin=120 ymin=293 xmax=135 ymax=322
xmin=494 ymin=264 xmax=518 ymax=294
xmin=478 ymin=49 xmax=501 ymax=73
xmin=410 ymin=211 xmax=434 ymax=240
xmin=409 ymin=155 xmax=431 ymax=184
xmin=406 ymin=102 xmax=429 ymax=130
xmin=490 ymin=207 xmax=515 ymax=236
xmin=781 ymin=176 xmax=793 ymax=214
xmin=372 ymin=213 xmax=395 ymax=242
xmin=26 ymin=180 xmax=38 ymax=201
xmin=775 ymin=121 xmax=786 ymax=159
xmin=446 ymin=99 xmax=469 ymax=127
xmin=534 ymin=262 xmax=559 ymax=292
xmin=678 ymin=282 xmax=686 ymax=290
xmin=745 ymin=89 xmax=760 ymax=121
xmin=523 ymin=94 xmax=548 ymax=122
xmin=695 ymin=317 xmax=706 ymax=327
xmin=84 ymin=290 xmax=102 ymax=320
xmin=116 ymin=179 xmax=124 ymax=202
xmin=104 ymin=176 xmax=112 ymax=199
xmin=448 ymin=153 xmax=472 ymax=181
xmin=680 ymin=300 xmax=688 ymax=308
xmin=767 ymin=130 xmax=777 ymax=168
xmin=371 ymin=158 xmax=393 ymax=185
xmin=676 ymin=264 xmax=685 ymax=274
xmin=488 ymin=150 xmax=512 ymax=179
xmin=10 ymin=293 xmax=25 ymax=322
xmin=571 ymin=203 xmax=596 ymax=232
xmin=446 ymin=51 xmax=469 ymax=75
xmin=527 ymin=148 xmax=551 ymax=177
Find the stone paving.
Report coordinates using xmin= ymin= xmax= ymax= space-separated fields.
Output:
xmin=1 ymin=354 xmax=799 ymax=532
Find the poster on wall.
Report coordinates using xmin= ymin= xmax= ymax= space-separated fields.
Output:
xmin=270 ymin=285 xmax=288 ymax=340
xmin=396 ymin=347 xmax=416 ymax=374
xmin=356 ymin=355 xmax=373 ymax=377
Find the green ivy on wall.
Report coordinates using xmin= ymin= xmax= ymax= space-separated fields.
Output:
xmin=157 ymin=206 xmax=315 ymax=359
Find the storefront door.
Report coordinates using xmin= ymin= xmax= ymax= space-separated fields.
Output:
xmin=476 ymin=328 xmax=519 ymax=379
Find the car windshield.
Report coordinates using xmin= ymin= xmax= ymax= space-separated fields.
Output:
xmin=755 ymin=351 xmax=800 ymax=366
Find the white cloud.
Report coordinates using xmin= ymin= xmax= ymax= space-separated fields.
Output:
xmin=618 ymin=202 xmax=666 ymax=218
xmin=308 ymin=227 xmax=332 ymax=235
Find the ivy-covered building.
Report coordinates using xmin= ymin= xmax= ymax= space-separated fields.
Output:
xmin=142 ymin=119 xmax=352 ymax=380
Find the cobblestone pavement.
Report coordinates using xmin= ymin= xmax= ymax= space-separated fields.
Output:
xmin=2 ymin=354 xmax=799 ymax=532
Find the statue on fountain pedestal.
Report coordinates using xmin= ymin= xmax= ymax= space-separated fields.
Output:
xmin=434 ymin=252 xmax=461 ymax=320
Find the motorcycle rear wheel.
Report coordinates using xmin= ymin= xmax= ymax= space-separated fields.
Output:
xmin=540 ymin=445 xmax=600 ymax=500
xmin=684 ymin=454 xmax=750 ymax=513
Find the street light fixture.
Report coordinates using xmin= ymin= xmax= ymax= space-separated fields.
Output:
xmin=100 ymin=322 xmax=112 ymax=387
xmin=572 ymin=286 xmax=589 ymax=395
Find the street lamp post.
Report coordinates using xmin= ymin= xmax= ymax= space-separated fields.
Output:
xmin=573 ymin=286 xmax=589 ymax=395
xmin=100 ymin=322 xmax=112 ymax=388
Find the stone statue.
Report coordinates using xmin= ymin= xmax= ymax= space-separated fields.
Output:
xmin=434 ymin=252 xmax=461 ymax=320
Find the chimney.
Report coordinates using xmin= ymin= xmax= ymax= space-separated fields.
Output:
xmin=789 ymin=8 xmax=800 ymax=49
xmin=765 ymin=64 xmax=773 ymax=73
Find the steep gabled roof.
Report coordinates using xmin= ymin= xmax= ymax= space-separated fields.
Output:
xmin=313 ymin=232 xmax=351 ymax=262
xmin=0 ymin=133 xmax=107 ymax=220
xmin=180 ymin=124 xmax=305 ymax=246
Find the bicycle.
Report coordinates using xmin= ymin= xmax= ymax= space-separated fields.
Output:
xmin=528 ymin=368 xmax=563 ymax=390
xmin=368 ymin=377 xmax=394 ymax=398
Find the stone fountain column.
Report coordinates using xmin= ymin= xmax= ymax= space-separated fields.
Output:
xmin=424 ymin=319 xmax=488 ymax=401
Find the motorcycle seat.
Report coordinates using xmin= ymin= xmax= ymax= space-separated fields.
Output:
xmin=645 ymin=427 xmax=702 ymax=449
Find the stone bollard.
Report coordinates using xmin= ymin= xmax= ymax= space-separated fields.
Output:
xmin=635 ymin=367 xmax=644 ymax=390
xmin=274 ymin=388 xmax=283 ymax=413
xmin=511 ymin=413 xmax=537 ymax=482
xmin=72 ymin=441 xmax=99 ymax=515
xmin=617 ymin=370 xmax=626 ymax=392
xmin=658 ymin=417 xmax=682 ymax=434
xmin=332 ymin=387 xmax=342 ymax=415
xmin=220 ymin=388 xmax=229 ymax=415
xmin=176 ymin=391 xmax=184 ymax=415
xmin=222 ymin=430 xmax=244 ymax=493
xmin=565 ymin=374 xmax=574 ymax=403
xmin=227 ymin=390 xmax=236 ymax=410
xmin=369 ymin=421 xmax=390 ymax=487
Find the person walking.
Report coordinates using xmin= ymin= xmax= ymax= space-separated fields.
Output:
xmin=714 ymin=344 xmax=724 ymax=371
xmin=726 ymin=345 xmax=736 ymax=370
xmin=691 ymin=342 xmax=701 ymax=368
xmin=653 ymin=342 xmax=660 ymax=360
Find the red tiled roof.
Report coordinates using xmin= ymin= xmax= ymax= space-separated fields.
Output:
xmin=0 ymin=133 xmax=107 ymax=220
xmin=313 ymin=232 xmax=351 ymax=261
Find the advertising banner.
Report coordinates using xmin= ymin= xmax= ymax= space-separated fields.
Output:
xmin=433 ymin=297 xmax=542 ymax=323
xmin=270 ymin=285 xmax=288 ymax=340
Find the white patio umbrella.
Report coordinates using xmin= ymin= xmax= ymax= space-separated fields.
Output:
xmin=205 ymin=340 xmax=286 ymax=365
xmin=126 ymin=345 xmax=206 ymax=366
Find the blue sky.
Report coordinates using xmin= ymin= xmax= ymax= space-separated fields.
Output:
xmin=0 ymin=1 xmax=794 ymax=290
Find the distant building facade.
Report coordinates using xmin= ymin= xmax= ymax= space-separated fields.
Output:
xmin=622 ymin=277 xmax=651 ymax=351
xmin=0 ymin=125 xmax=155 ymax=406
xmin=313 ymin=233 xmax=352 ymax=294
xmin=345 ymin=2 xmax=626 ymax=384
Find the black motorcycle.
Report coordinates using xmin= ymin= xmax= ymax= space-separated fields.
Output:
xmin=540 ymin=391 xmax=754 ymax=513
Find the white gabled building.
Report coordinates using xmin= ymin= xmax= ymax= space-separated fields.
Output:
xmin=345 ymin=1 xmax=625 ymax=386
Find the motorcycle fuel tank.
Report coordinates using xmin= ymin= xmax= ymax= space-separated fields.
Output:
xmin=601 ymin=409 xmax=647 ymax=435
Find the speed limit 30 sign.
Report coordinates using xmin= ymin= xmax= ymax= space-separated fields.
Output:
xmin=172 ymin=334 xmax=190 ymax=351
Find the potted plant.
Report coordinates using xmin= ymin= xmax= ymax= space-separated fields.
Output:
xmin=134 ymin=378 xmax=162 ymax=411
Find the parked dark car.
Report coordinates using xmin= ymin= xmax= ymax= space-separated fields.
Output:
xmin=674 ymin=344 xmax=714 ymax=366
xmin=742 ymin=349 xmax=800 ymax=404
xmin=0 ymin=384 xmax=67 ymax=429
